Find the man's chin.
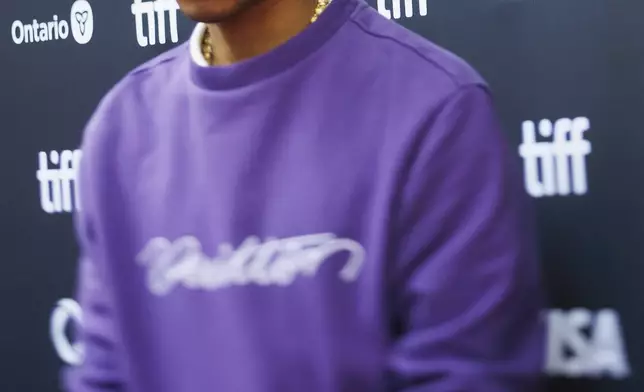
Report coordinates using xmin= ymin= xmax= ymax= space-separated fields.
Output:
xmin=178 ymin=1 xmax=247 ymax=23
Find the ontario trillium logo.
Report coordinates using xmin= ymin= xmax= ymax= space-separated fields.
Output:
xmin=70 ymin=0 xmax=94 ymax=44
xmin=50 ymin=298 xmax=84 ymax=366
xmin=10 ymin=0 xmax=93 ymax=45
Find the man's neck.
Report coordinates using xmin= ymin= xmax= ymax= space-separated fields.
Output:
xmin=207 ymin=0 xmax=319 ymax=65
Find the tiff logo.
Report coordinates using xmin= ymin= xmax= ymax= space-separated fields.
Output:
xmin=546 ymin=308 xmax=630 ymax=379
xmin=518 ymin=117 xmax=591 ymax=198
xmin=132 ymin=0 xmax=180 ymax=47
xmin=36 ymin=150 xmax=82 ymax=214
xmin=377 ymin=0 xmax=427 ymax=19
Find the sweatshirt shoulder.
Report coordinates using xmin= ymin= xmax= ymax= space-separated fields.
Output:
xmin=83 ymin=45 xmax=187 ymax=134
xmin=101 ymin=42 xmax=188 ymax=109
xmin=81 ymin=44 xmax=188 ymax=160
xmin=346 ymin=5 xmax=486 ymax=91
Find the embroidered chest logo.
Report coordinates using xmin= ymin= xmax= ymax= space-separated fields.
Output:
xmin=136 ymin=233 xmax=366 ymax=295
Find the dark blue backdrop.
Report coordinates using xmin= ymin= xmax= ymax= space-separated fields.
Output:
xmin=1 ymin=0 xmax=642 ymax=391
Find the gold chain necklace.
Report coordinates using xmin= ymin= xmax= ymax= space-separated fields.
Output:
xmin=201 ymin=0 xmax=332 ymax=65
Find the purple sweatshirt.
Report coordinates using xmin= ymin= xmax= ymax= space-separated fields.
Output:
xmin=67 ymin=0 xmax=544 ymax=391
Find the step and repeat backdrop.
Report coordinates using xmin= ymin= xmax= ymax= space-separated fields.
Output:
xmin=1 ymin=0 xmax=643 ymax=391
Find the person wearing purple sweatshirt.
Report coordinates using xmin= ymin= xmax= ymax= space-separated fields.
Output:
xmin=66 ymin=0 xmax=545 ymax=390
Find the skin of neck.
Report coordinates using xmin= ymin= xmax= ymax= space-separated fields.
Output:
xmin=206 ymin=0 xmax=319 ymax=65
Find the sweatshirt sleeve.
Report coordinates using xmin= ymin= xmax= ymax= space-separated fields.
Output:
xmin=64 ymin=110 xmax=126 ymax=392
xmin=387 ymin=84 xmax=545 ymax=391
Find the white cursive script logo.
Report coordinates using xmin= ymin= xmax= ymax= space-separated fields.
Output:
xmin=136 ymin=233 xmax=366 ymax=295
